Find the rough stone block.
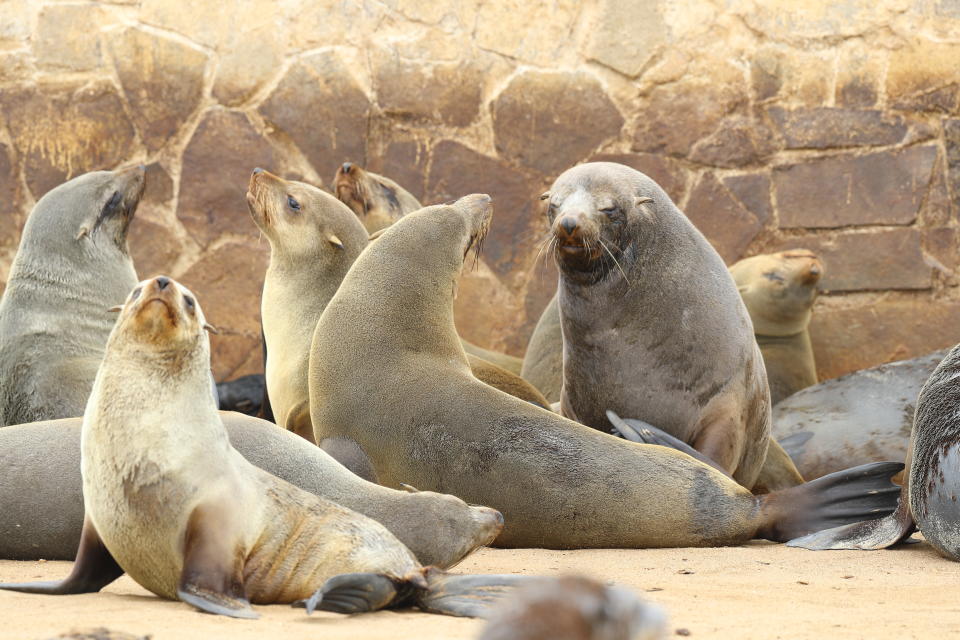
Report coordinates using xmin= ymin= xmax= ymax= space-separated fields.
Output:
xmin=584 ymin=0 xmax=666 ymax=77
xmin=766 ymin=107 xmax=906 ymax=150
xmin=684 ymin=172 xmax=768 ymax=264
xmin=590 ymin=153 xmax=687 ymax=203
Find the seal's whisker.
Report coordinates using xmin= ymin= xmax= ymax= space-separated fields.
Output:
xmin=599 ymin=239 xmax=631 ymax=286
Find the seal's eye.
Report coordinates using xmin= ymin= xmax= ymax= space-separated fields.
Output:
xmin=130 ymin=287 xmax=142 ymax=301
xmin=287 ymin=195 xmax=301 ymax=211
xmin=184 ymin=296 xmax=195 ymax=311
xmin=600 ymin=206 xmax=618 ymax=216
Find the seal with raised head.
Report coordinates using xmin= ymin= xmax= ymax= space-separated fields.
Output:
xmin=309 ymin=193 xmax=902 ymax=548
xmin=730 ymin=250 xmax=823 ymax=404
xmin=547 ymin=162 xmax=770 ymax=488
xmin=788 ymin=343 xmax=960 ymax=557
xmin=334 ymin=161 xmax=525 ymax=376
xmin=0 ymin=413 xmax=503 ymax=569
xmin=0 ymin=167 xmax=144 ymax=426
xmin=0 ymin=276 xmax=521 ymax=617
xmin=250 ymin=168 xmax=547 ymax=444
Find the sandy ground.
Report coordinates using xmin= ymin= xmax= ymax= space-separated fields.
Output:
xmin=1 ymin=539 xmax=958 ymax=640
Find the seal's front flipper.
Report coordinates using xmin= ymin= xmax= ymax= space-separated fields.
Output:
xmin=416 ymin=568 xmax=530 ymax=617
xmin=0 ymin=514 xmax=123 ymax=594
xmin=787 ymin=486 xmax=916 ymax=550
xmin=320 ymin=436 xmax=378 ymax=483
xmin=295 ymin=573 xmax=403 ymax=614
xmin=606 ymin=410 xmax=731 ymax=477
xmin=757 ymin=461 xmax=905 ymax=542
xmin=177 ymin=503 xmax=258 ymax=619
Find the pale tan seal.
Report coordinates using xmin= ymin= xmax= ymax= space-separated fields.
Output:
xmin=308 ymin=193 xmax=902 ymax=548
xmin=334 ymin=160 xmax=525 ymax=375
xmin=0 ymin=413 xmax=504 ymax=569
xmin=0 ymin=276 xmax=520 ymax=617
xmin=479 ymin=575 xmax=666 ymax=640
xmin=730 ymin=250 xmax=823 ymax=404
xmin=0 ymin=166 xmax=144 ymax=426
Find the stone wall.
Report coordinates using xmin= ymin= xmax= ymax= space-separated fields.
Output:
xmin=1 ymin=0 xmax=960 ymax=382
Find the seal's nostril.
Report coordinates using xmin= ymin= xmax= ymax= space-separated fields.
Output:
xmin=493 ymin=510 xmax=504 ymax=526
xmin=560 ymin=217 xmax=577 ymax=234
xmin=342 ymin=162 xmax=352 ymax=174
xmin=252 ymin=167 xmax=264 ymax=175
xmin=156 ymin=276 xmax=171 ymax=290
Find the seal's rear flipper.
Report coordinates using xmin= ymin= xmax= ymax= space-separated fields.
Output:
xmin=177 ymin=504 xmax=258 ymax=619
xmin=417 ymin=569 xmax=530 ymax=617
xmin=787 ymin=488 xmax=916 ymax=550
xmin=295 ymin=573 xmax=403 ymax=614
xmin=757 ymin=461 xmax=905 ymax=542
xmin=0 ymin=514 xmax=123 ymax=595
xmin=606 ymin=410 xmax=731 ymax=477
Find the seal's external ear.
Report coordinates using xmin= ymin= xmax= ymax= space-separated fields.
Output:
xmin=203 ymin=323 xmax=220 ymax=335
xmin=76 ymin=227 xmax=89 ymax=240
xmin=539 ymin=192 xmax=550 ymax=201
xmin=368 ymin=228 xmax=387 ymax=242
xmin=737 ymin=284 xmax=751 ymax=295
xmin=399 ymin=483 xmax=420 ymax=493
xmin=107 ymin=305 xmax=123 ymax=313
xmin=327 ymin=234 xmax=344 ymax=249
xmin=635 ymin=196 xmax=654 ymax=206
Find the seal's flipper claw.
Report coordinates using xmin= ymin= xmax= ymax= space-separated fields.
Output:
xmin=417 ymin=569 xmax=531 ymax=618
xmin=788 ymin=487 xmax=915 ymax=550
xmin=177 ymin=503 xmax=257 ymax=619
xmin=606 ymin=410 xmax=731 ymax=477
xmin=305 ymin=573 xmax=399 ymax=614
xmin=0 ymin=514 xmax=124 ymax=595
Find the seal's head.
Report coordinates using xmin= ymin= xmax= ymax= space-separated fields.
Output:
xmin=21 ymin=165 xmax=145 ymax=259
xmin=543 ymin=162 xmax=660 ymax=285
xmin=246 ymin=168 xmax=367 ymax=264
xmin=333 ymin=162 xmax=421 ymax=233
xmin=731 ymin=250 xmax=823 ymax=336
xmin=110 ymin=276 xmax=215 ymax=360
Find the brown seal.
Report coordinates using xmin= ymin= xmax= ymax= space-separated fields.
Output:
xmin=308 ymin=192 xmax=902 ymax=548
xmin=333 ymin=160 xmax=525 ymax=375
xmin=0 ymin=276 xmax=523 ymax=618
xmin=0 ymin=166 xmax=144 ymax=426
xmin=730 ymin=250 xmax=823 ymax=404
xmin=788 ymin=343 xmax=960 ymax=557
xmin=479 ymin=575 xmax=666 ymax=640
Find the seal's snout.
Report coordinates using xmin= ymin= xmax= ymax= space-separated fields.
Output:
xmin=559 ymin=216 xmax=578 ymax=234
xmin=253 ymin=167 xmax=264 ymax=175
xmin=156 ymin=276 xmax=170 ymax=290
xmin=341 ymin=162 xmax=353 ymax=175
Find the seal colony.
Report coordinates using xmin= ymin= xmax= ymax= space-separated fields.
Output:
xmin=308 ymin=192 xmax=902 ymax=548
xmin=0 ymin=276 xmax=523 ymax=617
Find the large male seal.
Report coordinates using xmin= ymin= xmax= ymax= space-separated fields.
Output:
xmin=0 ymin=167 xmax=144 ymax=426
xmin=730 ymin=250 xmax=822 ymax=404
xmin=773 ymin=349 xmax=946 ymax=481
xmin=308 ymin=193 xmax=902 ymax=548
xmin=789 ymin=343 xmax=960 ymax=558
xmin=334 ymin=161 xmax=525 ymax=375
xmin=0 ymin=413 xmax=503 ymax=568
xmin=0 ymin=276 xmax=520 ymax=617
xmin=548 ymin=163 xmax=769 ymax=488
xmin=249 ymin=168 xmax=546 ymax=446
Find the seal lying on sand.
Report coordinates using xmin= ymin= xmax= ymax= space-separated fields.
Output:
xmin=0 ymin=167 xmax=144 ymax=426
xmin=309 ymin=193 xmax=902 ymax=548
xmin=334 ymin=161 xmax=525 ymax=375
xmin=0 ymin=277 xmax=520 ymax=617
xmin=479 ymin=575 xmax=666 ymax=640
xmin=789 ymin=344 xmax=960 ymax=558
xmin=0 ymin=413 xmax=502 ymax=568
xmin=731 ymin=250 xmax=822 ymax=404
xmin=772 ymin=350 xmax=947 ymax=481
xmin=249 ymin=168 xmax=546 ymax=445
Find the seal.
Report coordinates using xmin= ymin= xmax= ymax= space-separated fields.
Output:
xmin=730 ymin=250 xmax=823 ymax=404
xmin=478 ymin=575 xmax=666 ymax=640
xmin=0 ymin=276 xmax=522 ymax=617
xmin=788 ymin=343 xmax=960 ymax=557
xmin=548 ymin=163 xmax=770 ymax=488
xmin=308 ymin=192 xmax=903 ymax=548
xmin=520 ymin=293 xmax=563 ymax=403
xmin=247 ymin=167 xmax=369 ymax=443
xmin=772 ymin=349 xmax=946 ymax=481
xmin=0 ymin=166 xmax=144 ymax=426
xmin=249 ymin=168 xmax=547 ymax=439
xmin=333 ymin=161 xmax=525 ymax=376
xmin=334 ymin=161 xmax=422 ymax=234
xmin=0 ymin=413 xmax=503 ymax=569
